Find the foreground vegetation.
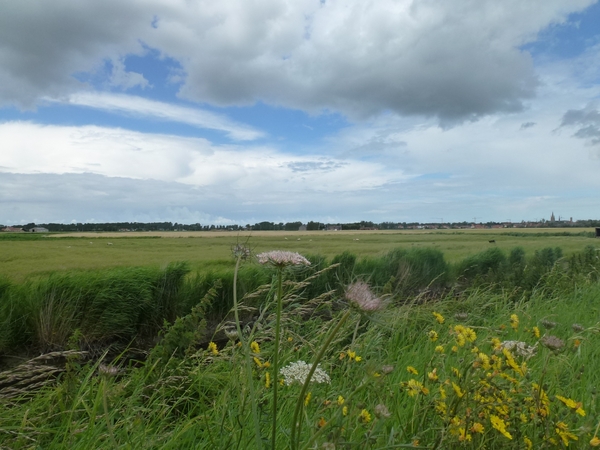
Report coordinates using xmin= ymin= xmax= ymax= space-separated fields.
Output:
xmin=1 ymin=241 xmax=600 ymax=448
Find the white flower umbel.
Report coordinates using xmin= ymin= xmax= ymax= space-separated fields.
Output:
xmin=256 ymin=251 xmax=311 ymax=268
xmin=280 ymin=360 xmax=331 ymax=386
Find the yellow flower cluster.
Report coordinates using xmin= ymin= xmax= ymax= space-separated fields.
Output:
xmin=399 ymin=312 xmax=589 ymax=447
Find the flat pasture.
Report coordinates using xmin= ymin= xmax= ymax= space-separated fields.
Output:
xmin=1 ymin=228 xmax=597 ymax=280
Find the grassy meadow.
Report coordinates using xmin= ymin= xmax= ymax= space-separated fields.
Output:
xmin=1 ymin=229 xmax=600 ymax=448
xmin=0 ymin=228 xmax=596 ymax=280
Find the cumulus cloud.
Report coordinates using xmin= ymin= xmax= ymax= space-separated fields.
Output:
xmin=1 ymin=0 xmax=596 ymax=122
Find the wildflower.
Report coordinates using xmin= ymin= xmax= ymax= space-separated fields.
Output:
xmin=491 ymin=337 xmax=502 ymax=350
xmin=98 ymin=364 xmax=119 ymax=377
xmin=257 ymin=250 xmax=311 ymax=267
xmin=502 ymin=348 xmax=526 ymax=376
xmin=573 ymin=338 xmax=581 ymax=349
xmin=347 ymin=350 xmax=356 ymax=360
xmin=500 ymin=340 xmax=537 ymax=359
xmin=510 ymin=314 xmax=519 ymax=331
xmin=591 ymin=436 xmax=600 ymax=446
xmin=354 ymin=356 xmax=362 ymax=362
xmin=405 ymin=379 xmax=428 ymax=397
xmin=433 ymin=312 xmax=445 ymax=324
xmin=287 ymin=336 xmax=293 ymax=342
xmin=359 ymin=409 xmax=372 ymax=423
xmin=435 ymin=345 xmax=445 ymax=353
xmin=541 ymin=335 xmax=565 ymax=351
xmin=381 ymin=365 xmax=394 ymax=374
xmin=428 ymin=368 xmax=438 ymax=382
xmin=477 ymin=352 xmax=491 ymax=370
xmin=407 ymin=366 xmax=418 ymax=375
xmin=250 ymin=341 xmax=260 ymax=354
xmin=490 ymin=414 xmax=512 ymax=439
xmin=532 ymin=326 xmax=540 ymax=338
xmin=524 ymin=436 xmax=533 ymax=450
xmin=231 ymin=243 xmax=251 ymax=260
xmin=455 ymin=312 xmax=468 ymax=321
xmin=317 ymin=417 xmax=326 ymax=428
xmin=428 ymin=330 xmax=439 ymax=342
xmin=451 ymin=346 xmax=458 ymax=353
xmin=337 ymin=395 xmax=345 ymax=406
xmin=572 ymin=323 xmax=584 ymax=332
xmin=555 ymin=422 xmax=578 ymax=446
xmin=280 ymin=360 xmax=331 ymax=385
xmin=263 ymin=361 xmax=271 ymax=368
xmin=470 ymin=422 xmax=484 ymax=434
xmin=374 ymin=404 xmax=391 ymax=419
xmin=342 ymin=406 xmax=348 ymax=416
xmin=541 ymin=319 xmax=557 ymax=329
xmin=304 ymin=392 xmax=312 ymax=406
xmin=452 ymin=382 xmax=464 ymax=398
xmin=208 ymin=341 xmax=219 ymax=355
xmin=456 ymin=333 xmax=466 ymax=347
xmin=345 ymin=281 xmax=384 ymax=312
xmin=265 ymin=372 xmax=271 ymax=388
xmin=253 ymin=357 xmax=263 ymax=368
xmin=556 ymin=395 xmax=585 ymax=416
xmin=458 ymin=428 xmax=472 ymax=442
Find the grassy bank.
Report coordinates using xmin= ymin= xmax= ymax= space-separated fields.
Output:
xmin=1 ymin=249 xmax=600 ymax=448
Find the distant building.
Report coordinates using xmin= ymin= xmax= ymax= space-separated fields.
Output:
xmin=298 ymin=224 xmax=307 ymax=231
xmin=550 ymin=212 xmax=555 ymax=222
xmin=1 ymin=226 xmax=23 ymax=232
xmin=327 ymin=224 xmax=342 ymax=231
xmin=30 ymin=227 xmax=49 ymax=233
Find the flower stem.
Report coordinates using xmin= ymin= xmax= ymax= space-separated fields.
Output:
xmin=233 ymin=255 xmax=263 ymax=450
xmin=291 ymin=309 xmax=352 ymax=450
xmin=271 ymin=268 xmax=284 ymax=450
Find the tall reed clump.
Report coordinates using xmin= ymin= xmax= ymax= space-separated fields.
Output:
xmin=0 ymin=263 xmax=191 ymax=354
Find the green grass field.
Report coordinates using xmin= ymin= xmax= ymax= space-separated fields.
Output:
xmin=1 ymin=228 xmax=597 ymax=280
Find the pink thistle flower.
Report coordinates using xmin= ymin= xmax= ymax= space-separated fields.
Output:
xmin=345 ymin=281 xmax=383 ymax=312
xmin=256 ymin=250 xmax=311 ymax=268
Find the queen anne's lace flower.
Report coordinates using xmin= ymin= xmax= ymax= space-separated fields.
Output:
xmin=279 ymin=360 xmax=330 ymax=385
xmin=256 ymin=251 xmax=311 ymax=267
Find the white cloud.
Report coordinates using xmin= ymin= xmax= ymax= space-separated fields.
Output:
xmin=1 ymin=0 xmax=596 ymax=122
xmin=61 ymin=92 xmax=265 ymax=141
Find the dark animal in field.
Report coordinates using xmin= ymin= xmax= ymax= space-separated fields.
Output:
xmin=489 ymin=240 xmax=496 ymax=244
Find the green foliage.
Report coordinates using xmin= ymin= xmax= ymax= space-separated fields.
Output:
xmin=150 ymin=280 xmax=218 ymax=362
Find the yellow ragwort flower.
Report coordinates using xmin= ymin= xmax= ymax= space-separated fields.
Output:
xmin=590 ymin=436 xmax=600 ymax=447
xmin=265 ymin=372 xmax=271 ymax=388
xmin=359 ymin=409 xmax=372 ymax=423
xmin=208 ymin=341 xmax=219 ymax=355
xmin=253 ymin=357 xmax=263 ymax=368
xmin=342 ymin=406 xmax=348 ymax=416
xmin=435 ymin=345 xmax=445 ymax=353
xmin=337 ymin=395 xmax=345 ymax=406
xmin=304 ymin=392 xmax=311 ymax=406
xmin=490 ymin=414 xmax=512 ymax=440
xmin=555 ymin=422 xmax=578 ymax=446
xmin=556 ymin=395 xmax=585 ymax=416
xmin=407 ymin=366 xmax=418 ymax=375
xmin=524 ymin=436 xmax=533 ymax=450
xmin=433 ymin=312 xmax=445 ymax=324
xmin=452 ymin=382 xmax=465 ymax=398
xmin=510 ymin=314 xmax=519 ymax=331
xmin=471 ymin=422 xmax=484 ymax=434
xmin=428 ymin=330 xmax=439 ymax=342
xmin=250 ymin=341 xmax=260 ymax=354
xmin=533 ymin=326 xmax=540 ymax=338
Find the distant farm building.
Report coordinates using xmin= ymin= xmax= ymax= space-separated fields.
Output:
xmin=1 ymin=226 xmax=23 ymax=232
xmin=327 ymin=224 xmax=342 ymax=231
xmin=30 ymin=227 xmax=49 ymax=233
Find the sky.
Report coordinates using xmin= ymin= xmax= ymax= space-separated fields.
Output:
xmin=1 ymin=0 xmax=600 ymax=226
